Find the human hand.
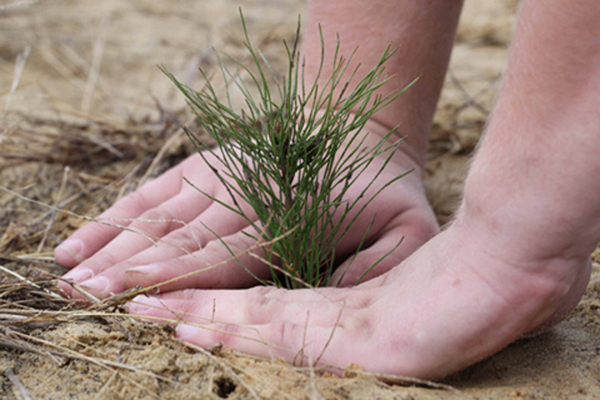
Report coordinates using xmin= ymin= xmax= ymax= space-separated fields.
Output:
xmin=127 ymin=220 xmax=590 ymax=379
xmin=56 ymin=120 xmax=438 ymax=298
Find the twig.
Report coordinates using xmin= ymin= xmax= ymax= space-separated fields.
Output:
xmin=93 ymin=370 xmax=119 ymax=400
xmin=0 ymin=185 xmax=160 ymax=247
xmin=3 ymin=46 xmax=31 ymax=121
xmin=368 ymin=371 xmax=465 ymax=394
xmin=136 ymin=124 xmax=186 ymax=188
xmin=0 ymin=0 xmax=38 ymax=11
xmin=183 ymin=342 xmax=261 ymax=400
xmin=0 ymin=264 xmax=63 ymax=300
xmin=10 ymin=329 xmax=176 ymax=385
xmin=313 ymin=301 xmax=345 ymax=366
xmin=448 ymin=69 xmax=492 ymax=117
xmin=81 ymin=17 xmax=110 ymax=115
xmin=4 ymin=367 xmax=33 ymax=400
xmin=0 ymin=253 xmax=64 ymax=270
xmin=37 ymin=166 xmax=70 ymax=253
xmin=307 ymin=357 xmax=325 ymax=400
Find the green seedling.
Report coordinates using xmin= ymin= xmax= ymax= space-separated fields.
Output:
xmin=162 ymin=11 xmax=415 ymax=289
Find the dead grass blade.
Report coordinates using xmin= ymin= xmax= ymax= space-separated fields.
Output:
xmin=4 ymin=367 xmax=33 ymax=400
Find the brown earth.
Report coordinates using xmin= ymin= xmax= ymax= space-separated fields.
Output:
xmin=1 ymin=0 xmax=600 ymax=398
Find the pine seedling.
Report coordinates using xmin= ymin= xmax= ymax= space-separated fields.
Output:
xmin=162 ymin=12 xmax=414 ymax=289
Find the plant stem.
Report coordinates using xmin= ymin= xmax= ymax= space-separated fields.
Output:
xmin=162 ymin=10 xmax=415 ymax=288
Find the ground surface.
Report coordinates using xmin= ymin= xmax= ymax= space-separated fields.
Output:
xmin=1 ymin=0 xmax=600 ymax=399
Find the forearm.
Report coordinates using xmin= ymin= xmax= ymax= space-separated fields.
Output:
xmin=302 ymin=0 xmax=463 ymax=166
xmin=461 ymin=0 xmax=600 ymax=260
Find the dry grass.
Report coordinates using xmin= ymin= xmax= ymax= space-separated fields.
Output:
xmin=5 ymin=1 xmax=591 ymax=399
xmin=0 ymin=108 xmax=463 ymax=398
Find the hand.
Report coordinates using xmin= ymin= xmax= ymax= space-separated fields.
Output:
xmin=125 ymin=234 xmax=457 ymax=379
xmin=126 ymin=222 xmax=589 ymax=379
xmin=56 ymin=120 xmax=438 ymax=298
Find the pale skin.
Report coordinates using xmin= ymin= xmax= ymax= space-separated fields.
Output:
xmin=54 ymin=0 xmax=600 ymax=379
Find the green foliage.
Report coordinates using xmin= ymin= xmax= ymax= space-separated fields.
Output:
xmin=162 ymin=11 xmax=414 ymax=288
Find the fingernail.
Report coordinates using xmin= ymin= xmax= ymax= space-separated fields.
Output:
xmin=79 ymin=276 xmax=110 ymax=293
xmin=63 ymin=268 xmax=94 ymax=282
xmin=176 ymin=323 xmax=201 ymax=340
xmin=57 ymin=239 xmax=84 ymax=263
xmin=125 ymin=264 xmax=158 ymax=276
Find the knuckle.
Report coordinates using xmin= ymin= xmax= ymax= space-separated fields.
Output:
xmin=161 ymin=227 xmax=203 ymax=253
xmin=129 ymin=208 xmax=179 ymax=237
xmin=243 ymin=286 xmax=278 ymax=324
xmin=86 ymin=251 xmax=118 ymax=270
xmin=202 ymin=232 xmax=251 ymax=260
xmin=275 ymin=321 xmax=302 ymax=350
xmin=248 ymin=285 xmax=277 ymax=298
xmin=121 ymin=190 xmax=149 ymax=213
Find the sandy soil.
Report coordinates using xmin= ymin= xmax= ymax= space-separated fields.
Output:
xmin=1 ymin=0 xmax=600 ymax=398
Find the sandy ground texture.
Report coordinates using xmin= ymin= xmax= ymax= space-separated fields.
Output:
xmin=1 ymin=0 xmax=600 ymax=398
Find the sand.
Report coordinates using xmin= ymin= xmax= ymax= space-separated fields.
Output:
xmin=1 ymin=0 xmax=600 ymax=398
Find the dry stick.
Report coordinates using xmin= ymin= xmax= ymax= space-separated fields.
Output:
xmin=307 ymin=358 xmax=325 ymax=400
xmin=9 ymin=182 xmax=231 ymax=285
xmin=0 ymin=264 xmax=63 ymax=300
xmin=38 ymin=40 xmax=86 ymax=93
xmin=57 ymin=42 xmax=114 ymax=104
xmin=184 ymin=342 xmax=262 ymax=400
xmin=0 ymin=0 xmax=38 ymax=11
xmin=114 ymin=161 xmax=147 ymax=202
xmin=81 ymin=17 xmax=109 ymax=115
xmin=37 ymin=166 xmax=70 ymax=253
xmin=211 ymin=298 xmax=216 ymax=323
xmin=0 ymin=185 xmax=160 ymax=247
xmin=127 ymin=225 xmax=299 ymax=297
xmin=2 ymin=46 xmax=30 ymax=121
xmin=35 ymin=203 xmax=201 ymax=269
xmin=70 ymin=283 xmax=102 ymax=304
xmin=313 ymin=301 xmax=345 ymax=367
xmin=4 ymin=367 xmax=33 ymax=400
xmin=448 ymin=69 xmax=493 ymax=117
xmin=366 ymin=371 xmax=462 ymax=394
xmin=136 ymin=123 xmax=187 ymax=188
xmin=247 ymin=250 xmax=313 ymax=290
xmin=0 ymin=253 xmax=63 ymax=271
xmin=300 ymin=310 xmax=310 ymax=367
xmin=93 ymin=370 xmax=120 ymax=400
xmin=10 ymin=329 xmax=176 ymax=391
xmin=29 ymin=191 xmax=82 ymax=226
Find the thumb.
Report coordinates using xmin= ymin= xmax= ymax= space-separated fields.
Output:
xmin=331 ymin=213 xmax=438 ymax=287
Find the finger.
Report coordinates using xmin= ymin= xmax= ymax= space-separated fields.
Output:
xmin=105 ymin=195 xmax=257 ymax=269
xmin=121 ymin=227 xmax=274 ymax=292
xmin=127 ymin=285 xmax=368 ymax=325
xmin=331 ymin=208 xmax=438 ymax=287
xmin=69 ymin=225 xmax=272 ymax=298
xmin=58 ymin=201 xmax=255 ymax=298
xmin=73 ymin=187 xmax=214 ymax=267
xmin=55 ymin=155 xmax=195 ymax=268
xmin=57 ymin=187 xmax=217 ymax=296
xmin=128 ymin=287 xmax=374 ymax=369
xmin=63 ymin=177 xmax=252 ymax=276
